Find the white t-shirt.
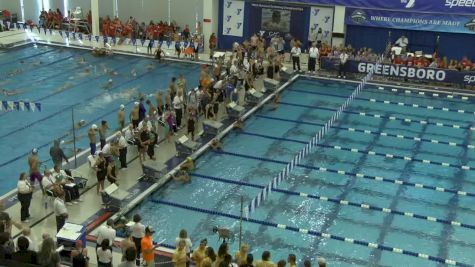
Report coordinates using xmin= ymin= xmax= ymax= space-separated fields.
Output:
xmin=131 ymin=222 xmax=145 ymax=238
xmin=340 ymin=53 xmax=349 ymax=64
xmin=96 ymin=225 xmax=117 ymax=246
xmin=395 ymin=36 xmax=408 ymax=48
xmin=173 ymin=95 xmax=184 ymax=110
xmin=54 ymin=198 xmax=68 ymax=216
xmin=138 ymin=120 xmax=153 ymax=132
xmin=309 ymin=47 xmax=319 ymax=58
xmin=291 ymin=47 xmax=301 ymax=57
xmin=42 ymin=174 xmax=55 ymax=189
xmin=97 ymin=247 xmax=113 ymax=264
xmin=17 ymin=180 xmax=32 ymax=194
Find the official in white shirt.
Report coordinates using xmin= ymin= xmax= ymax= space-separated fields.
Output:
xmin=338 ymin=49 xmax=349 ymax=79
xmin=96 ymin=219 xmax=117 ymax=250
xmin=173 ymin=91 xmax=185 ymax=128
xmin=17 ymin=173 xmax=33 ymax=223
xmin=290 ymin=43 xmax=302 ymax=71
xmin=53 ymin=191 xmax=68 ymax=232
xmin=395 ymin=35 xmax=409 ymax=52
xmin=308 ymin=42 xmax=319 ymax=73
xmin=117 ymin=131 xmax=128 ymax=169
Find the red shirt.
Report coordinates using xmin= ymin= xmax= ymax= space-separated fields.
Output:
xmin=393 ymin=57 xmax=402 ymax=65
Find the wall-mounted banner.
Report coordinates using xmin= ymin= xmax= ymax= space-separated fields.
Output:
xmin=273 ymin=0 xmax=475 ymax=15
xmin=222 ymin=0 xmax=245 ymax=37
xmin=346 ymin=8 xmax=475 ymax=34
xmin=321 ymin=57 xmax=475 ymax=85
xmin=308 ymin=6 xmax=334 ymax=44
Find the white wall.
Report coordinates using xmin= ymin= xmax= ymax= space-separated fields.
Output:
xmin=116 ymin=0 xmax=168 ymax=23
xmin=170 ymin=0 xmax=203 ymax=30
xmin=332 ymin=5 xmax=346 ymax=47
xmin=0 ymin=0 xmax=21 ymax=18
xmin=67 ymin=0 xmax=91 ymax=18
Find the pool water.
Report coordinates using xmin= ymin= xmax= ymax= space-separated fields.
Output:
xmin=130 ymin=78 xmax=475 ymax=266
xmin=0 ymin=44 xmax=201 ymax=195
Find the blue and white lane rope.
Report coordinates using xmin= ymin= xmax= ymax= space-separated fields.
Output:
xmin=154 ymin=199 xmax=472 ymax=267
xmin=245 ymin=58 xmax=381 ymax=217
xmin=255 ymin=115 xmax=475 ymax=150
xmin=191 ymin=173 xmax=475 ymax=231
xmin=288 ymin=88 xmax=475 ymax=115
xmin=216 ymin=150 xmax=475 ymax=199
xmin=238 ymin=131 xmax=475 ymax=172
xmin=279 ymin=102 xmax=473 ymax=130
xmin=376 ymin=86 xmax=472 ymax=101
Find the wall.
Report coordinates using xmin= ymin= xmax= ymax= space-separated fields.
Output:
xmin=0 ymin=0 xmax=21 ymax=19
xmin=332 ymin=5 xmax=345 ymax=47
xmin=116 ymin=0 xmax=168 ymax=22
xmin=170 ymin=0 xmax=203 ymax=31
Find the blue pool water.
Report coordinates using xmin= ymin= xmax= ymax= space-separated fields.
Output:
xmin=0 ymin=44 xmax=201 ymax=195
xmin=130 ymin=78 xmax=475 ymax=266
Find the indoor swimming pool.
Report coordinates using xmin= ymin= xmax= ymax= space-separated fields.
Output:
xmin=129 ymin=78 xmax=475 ymax=266
xmin=0 ymin=44 xmax=201 ymax=195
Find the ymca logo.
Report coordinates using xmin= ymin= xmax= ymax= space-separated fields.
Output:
xmin=324 ymin=16 xmax=331 ymax=23
xmin=324 ymin=31 xmax=330 ymax=38
xmin=313 ymin=9 xmax=320 ymax=16
xmin=401 ymin=0 xmax=416 ymax=8
xmin=226 ymin=1 xmax=232 ymax=8
xmin=236 ymin=22 xmax=242 ymax=29
xmin=312 ymin=23 xmax=319 ymax=30
xmin=236 ymin=8 xmax=242 ymax=15
xmin=226 ymin=15 xmax=232 ymax=22
xmin=259 ymin=30 xmax=266 ymax=36
xmin=225 ymin=28 xmax=232 ymax=34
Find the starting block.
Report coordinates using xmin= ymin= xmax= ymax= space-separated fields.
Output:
xmin=263 ymin=78 xmax=279 ymax=92
xmin=175 ymin=135 xmax=200 ymax=156
xmin=203 ymin=120 xmax=224 ymax=136
xmin=142 ymin=161 xmax=167 ymax=182
xmin=246 ymin=88 xmax=263 ymax=105
xmin=226 ymin=102 xmax=245 ymax=119
xmin=280 ymin=67 xmax=293 ymax=81
xmin=101 ymin=183 xmax=129 ymax=212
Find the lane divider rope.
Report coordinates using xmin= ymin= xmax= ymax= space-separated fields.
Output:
xmin=255 ymin=115 xmax=474 ymax=149
xmin=245 ymin=58 xmax=381 ymax=217
xmin=376 ymin=86 xmax=472 ymax=101
xmin=279 ymin=101 xmax=472 ymax=130
xmin=216 ymin=150 xmax=475 ymax=198
xmin=191 ymin=173 xmax=475 ymax=230
xmin=288 ymin=88 xmax=475 ymax=115
xmin=239 ymin=131 xmax=475 ymax=172
xmin=154 ymin=199 xmax=471 ymax=267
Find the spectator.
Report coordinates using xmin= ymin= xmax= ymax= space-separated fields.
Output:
xmin=71 ymin=240 xmax=89 ymax=267
xmin=141 ymin=226 xmax=160 ymax=267
xmin=317 ymin=258 xmax=326 ymax=267
xmin=287 ymin=254 xmax=296 ymax=267
xmin=15 ymin=227 xmax=36 ymax=252
xmin=215 ymin=243 xmax=230 ymax=267
xmin=191 ymin=239 xmax=207 ymax=267
xmin=209 ymin=33 xmax=217 ymax=59
xmin=97 ymin=239 xmax=113 ymax=267
xmin=277 ymin=260 xmax=286 ymax=267
xmin=235 ymin=244 xmax=250 ymax=266
xmin=11 ymin=236 xmax=37 ymax=264
xmin=119 ymin=246 xmax=137 ymax=267
xmin=49 ymin=140 xmax=68 ymax=168
xmin=38 ymin=237 xmax=61 ymax=267
xmin=17 ymin=172 xmax=33 ymax=223
xmin=131 ymin=214 xmax=145 ymax=265
xmin=120 ymin=232 xmax=135 ymax=262
xmin=172 ymin=239 xmax=189 ymax=267
xmin=175 ymin=229 xmax=192 ymax=254
xmin=202 ymin=247 xmax=216 ymax=267
xmin=303 ymin=260 xmax=311 ymax=267
xmin=96 ymin=219 xmax=116 ymax=251
xmin=53 ymin=165 xmax=81 ymax=204
xmin=53 ymin=190 xmax=68 ymax=232
xmin=255 ymin=251 xmax=274 ymax=267
xmin=0 ymin=232 xmax=13 ymax=260
xmin=240 ymin=253 xmax=254 ymax=267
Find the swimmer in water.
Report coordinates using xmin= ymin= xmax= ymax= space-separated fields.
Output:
xmin=146 ymin=63 xmax=154 ymax=71
xmin=131 ymin=69 xmax=137 ymax=77
xmin=103 ymin=79 xmax=113 ymax=89
xmin=8 ymin=69 xmax=21 ymax=77
xmin=77 ymin=56 xmax=86 ymax=64
xmin=109 ymin=71 xmax=119 ymax=76
xmin=1 ymin=89 xmax=22 ymax=96
xmin=210 ymin=138 xmax=223 ymax=151
xmin=55 ymin=83 xmax=73 ymax=93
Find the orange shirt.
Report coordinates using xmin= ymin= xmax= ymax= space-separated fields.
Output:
xmin=141 ymin=235 xmax=154 ymax=262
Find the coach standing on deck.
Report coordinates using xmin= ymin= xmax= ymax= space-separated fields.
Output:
xmin=53 ymin=191 xmax=68 ymax=232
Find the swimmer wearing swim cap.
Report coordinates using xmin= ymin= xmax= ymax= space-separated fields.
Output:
xmin=88 ymin=125 xmax=98 ymax=155
xmin=180 ymin=157 xmax=194 ymax=172
xmin=118 ymin=105 xmax=125 ymax=130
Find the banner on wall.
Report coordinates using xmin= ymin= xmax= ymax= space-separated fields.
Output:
xmin=308 ymin=6 xmax=334 ymax=44
xmin=321 ymin=57 xmax=475 ymax=85
xmin=222 ymin=0 xmax=245 ymax=37
xmin=274 ymin=0 xmax=475 ymax=14
xmin=346 ymin=8 xmax=475 ymax=34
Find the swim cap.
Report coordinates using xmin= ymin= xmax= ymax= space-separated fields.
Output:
xmin=92 ymin=124 xmax=98 ymax=129
xmin=32 ymin=148 xmax=38 ymax=154
xmin=186 ymin=157 xmax=192 ymax=162
xmin=120 ymin=104 xmax=125 ymax=109
xmin=108 ymin=78 xmax=113 ymax=83
xmin=134 ymin=102 xmax=139 ymax=106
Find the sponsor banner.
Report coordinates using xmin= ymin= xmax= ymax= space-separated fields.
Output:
xmin=321 ymin=57 xmax=475 ymax=85
xmin=223 ymin=0 xmax=245 ymax=37
xmin=346 ymin=8 xmax=475 ymax=34
xmin=308 ymin=6 xmax=334 ymax=44
xmin=273 ymin=0 xmax=475 ymax=14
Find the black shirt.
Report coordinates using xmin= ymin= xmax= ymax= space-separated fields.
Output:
xmin=11 ymin=250 xmax=37 ymax=264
